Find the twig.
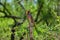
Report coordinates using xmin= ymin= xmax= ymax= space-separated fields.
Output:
xmin=18 ymin=0 xmax=27 ymax=24
xmin=18 ymin=0 xmax=26 ymax=11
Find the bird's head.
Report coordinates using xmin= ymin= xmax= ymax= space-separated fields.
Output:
xmin=26 ymin=10 xmax=30 ymax=15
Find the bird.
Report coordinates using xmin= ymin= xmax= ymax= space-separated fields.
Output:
xmin=26 ymin=10 xmax=34 ymax=25
xmin=26 ymin=10 xmax=40 ymax=35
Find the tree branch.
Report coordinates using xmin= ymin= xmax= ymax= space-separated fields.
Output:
xmin=35 ymin=1 xmax=44 ymax=23
xmin=0 ymin=2 xmax=11 ymax=15
xmin=0 ymin=10 xmax=7 ymax=16
xmin=0 ymin=2 xmax=27 ymax=40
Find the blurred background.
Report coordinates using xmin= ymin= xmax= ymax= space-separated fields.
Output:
xmin=0 ymin=0 xmax=60 ymax=40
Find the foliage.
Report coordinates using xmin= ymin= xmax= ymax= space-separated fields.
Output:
xmin=0 ymin=0 xmax=60 ymax=40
